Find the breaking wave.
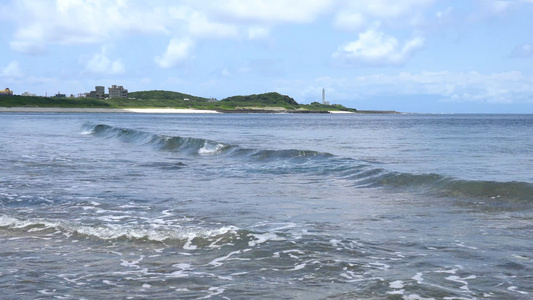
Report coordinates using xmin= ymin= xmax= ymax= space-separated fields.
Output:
xmin=81 ymin=123 xmax=533 ymax=205
xmin=0 ymin=214 xmax=237 ymax=244
xmin=0 ymin=214 xmax=292 ymax=252
xmin=83 ymin=123 xmax=231 ymax=155
xmin=82 ymin=123 xmax=332 ymax=160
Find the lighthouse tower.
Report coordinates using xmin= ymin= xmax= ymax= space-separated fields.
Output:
xmin=322 ymin=88 xmax=329 ymax=105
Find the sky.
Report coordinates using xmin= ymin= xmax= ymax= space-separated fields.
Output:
xmin=1 ymin=0 xmax=533 ymax=113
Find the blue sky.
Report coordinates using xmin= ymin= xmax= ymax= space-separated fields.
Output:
xmin=1 ymin=0 xmax=533 ymax=113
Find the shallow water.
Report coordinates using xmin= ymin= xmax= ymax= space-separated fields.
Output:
xmin=1 ymin=113 xmax=532 ymax=299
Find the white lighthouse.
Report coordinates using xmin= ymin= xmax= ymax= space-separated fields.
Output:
xmin=322 ymin=88 xmax=329 ymax=105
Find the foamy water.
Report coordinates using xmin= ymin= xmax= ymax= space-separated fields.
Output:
xmin=1 ymin=113 xmax=532 ymax=299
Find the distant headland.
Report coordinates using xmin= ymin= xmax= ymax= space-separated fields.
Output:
xmin=0 ymin=88 xmax=398 ymax=114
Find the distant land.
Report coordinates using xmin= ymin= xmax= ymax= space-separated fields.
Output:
xmin=0 ymin=90 xmax=396 ymax=113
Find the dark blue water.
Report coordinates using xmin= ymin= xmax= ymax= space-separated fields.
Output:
xmin=1 ymin=113 xmax=532 ymax=299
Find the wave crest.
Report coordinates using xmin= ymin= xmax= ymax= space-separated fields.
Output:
xmin=0 ymin=214 xmax=240 ymax=244
xmin=348 ymin=168 xmax=533 ymax=205
xmin=81 ymin=123 xmax=533 ymax=206
xmin=82 ymin=123 xmax=231 ymax=155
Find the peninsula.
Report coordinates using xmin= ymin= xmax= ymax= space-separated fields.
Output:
xmin=0 ymin=90 xmax=359 ymax=113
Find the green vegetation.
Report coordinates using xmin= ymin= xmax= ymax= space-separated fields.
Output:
xmin=0 ymin=90 xmax=357 ymax=112
xmin=0 ymin=95 xmax=113 ymax=108
xmin=305 ymin=102 xmax=358 ymax=113
xmin=129 ymin=90 xmax=208 ymax=102
xmin=221 ymin=92 xmax=298 ymax=107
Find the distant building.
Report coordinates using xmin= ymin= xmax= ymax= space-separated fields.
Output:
xmin=108 ymin=85 xmax=128 ymax=99
xmin=322 ymin=88 xmax=329 ymax=105
xmin=87 ymin=86 xmax=105 ymax=99
xmin=0 ymin=88 xmax=13 ymax=95
xmin=53 ymin=92 xmax=66 ymax=98
xmin=21 ymin=92 xmax=37 ymax=96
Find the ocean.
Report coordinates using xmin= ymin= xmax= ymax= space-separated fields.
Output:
xmin=1 ymin=112 xmax=532 ymax=299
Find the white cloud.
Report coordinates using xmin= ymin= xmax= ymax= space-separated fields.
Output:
xmin=247 ymin=27 xmax=270 ymax=40
xmin=483 ymin=0 xmax=512 ymax=14
xmin=221 ymin=68 xmax=231 ymax=76
xmin=1 ymin=61 xmax=23 ymax=78
xmin=155 ymin=37 xmax=195 ymax=68
xmin=208 ymin=0 xmax=333 ymax=23
xmin=83 ymin=47 xmax=125 ymax=75
xmin=5 ymin=0 xmax=439 ymax=59
xmin=279 ymin=70 xmax=533 ymax=105
xmin=511 ymin=43 xmax=533 ymax=58
xmin=436 ymin=6 xmax=453 ymax=19
xmin=336 ymin=71 xmax=533 ymax=104
xmin=8 ymin=0 xmax=169 ymax=54
xmin=333 ymin=25 xmax=424 ymax=65
xmin=169 ymin=6 xmax=239 ymax=39
xmin=467 ymin=0 xmax=513 ymax=22
xmin=353 ymin=0 xmax=433 ymax=19
xmin=333 ymin=0 xmax=433 ymax=29
xmin=5 ymin=0 xmax=334 ymax=54
xmin=333 ymin=12 xmax=366 ymax=30
xmin=187 ymin=12 xmax=239 ymax=38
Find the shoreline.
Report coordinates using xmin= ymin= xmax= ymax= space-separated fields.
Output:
xmin=0 ymin=107 xmax=357 ymax=114
xmin=0 ymin=107 xmax=220 ymax=113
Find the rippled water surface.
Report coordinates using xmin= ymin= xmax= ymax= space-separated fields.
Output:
xmin=1 ymin=113 xmax=532 ymax=299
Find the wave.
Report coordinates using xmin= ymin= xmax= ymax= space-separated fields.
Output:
xmin=82 ymin=123 xmax=333 ymax=160
xmin=81 ymin=123 xmax=533 ymax=205
xmin=0 ymin=214 xmax=241 ymax=244
xmin=83 ymin=123 xmax=231 ymax=155
xmin=0 ymin=215 xmax=290 ymax=250
xmin=341 ymin=167 xmax=533 ymax=205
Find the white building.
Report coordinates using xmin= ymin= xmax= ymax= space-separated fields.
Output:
xmin=108 ymin=85 xmax=128 ymax=99
xmin=322 ymin=88 xmax=329 ymax=105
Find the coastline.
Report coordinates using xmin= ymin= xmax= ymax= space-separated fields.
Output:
xmin=0 ymin=107 xmax=356 ymax=114
xmin=0 ymin=107 xmax=220 ymax=113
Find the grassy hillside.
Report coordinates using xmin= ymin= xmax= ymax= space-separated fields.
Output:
xmin=0 ymin=94 xmax=202 ymax=109
xmin=221 ymin=92 xmax=299 ymax=107
xmin=0 ymin=95 xmax=113 ymax=108
xmin=1 ymin=91 xmax=357 ymax=112
xmin=128 ymin=90 xmax=208 ymax=102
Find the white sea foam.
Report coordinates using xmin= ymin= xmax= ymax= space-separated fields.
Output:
xmin=38 ymin=289 xmax=55 ymax=295
xmin=121 ymin=256 xmax=144 ymax=268
xmin=248 ymin=232 xmax=284 ymax=247
xmin=369 ymin=262 xmax=391 ymax=270
xmin=0 ymin=215 xmax=55 ymax=230
xmin=445 ymin=275 xmax=476 ymax=291
xmin=412 ymin=272 xmax=424 ymax=284
xmin=198 ymin=142 xmax=226 ymax=155
xmin=404 ymin=295 xmax=436 ymax=300
xmin=209 ymin=250 xmax=242 ymax=267
xmin=199 ymin=287 xmax=225 ymax=299
xmin=183 ymin=236 xmax=197 ymax=250
xmin=390 ymin=280 xmax=405 ymax=289
xmin=172 ymin=263 xmax=192 ymax=270
xmin=209 ymin=249 xmax=251 ymax=267
xmin=1 ymin=215 xmax=239 ymax=244
xmin=291 ymin=263 xmax=306 ymax=271
xmin=103 ymin=280 xmax=121 ymax=287
xmin=508 ymin=286 xmax=529 ymax=295
xmin=169 ymin=270 xmax=189 ymax=278
xmin=80 ymin=129 xmax=94 ymax=135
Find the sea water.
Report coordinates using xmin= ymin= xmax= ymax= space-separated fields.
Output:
xmin=1 ymin=113 xmax=532 ymax=299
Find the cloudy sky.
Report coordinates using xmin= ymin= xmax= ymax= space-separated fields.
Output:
xmin=1 ymin=0 xmax=533 ymax=113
